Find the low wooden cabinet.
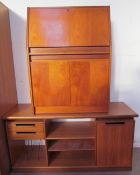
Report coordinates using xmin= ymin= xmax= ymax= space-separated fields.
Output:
xmin=4 ymin=102 xmax=138 ymax=172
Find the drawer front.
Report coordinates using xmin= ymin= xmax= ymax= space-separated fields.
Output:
xmin=7 ymin=121 xmax=45 ymax=140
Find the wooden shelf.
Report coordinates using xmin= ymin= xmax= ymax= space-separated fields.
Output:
xmin=12 ymin=145 xmax=95 ymax=168
xmin=49 ymin=150 xmax=95 ymax=167
xmin=48 ymin=139 xmax=95 ymax=152
xmin=13 ymin=145 xmax=48 ymax=168
xmin=47 ymin=122 xmax=96 ymax=139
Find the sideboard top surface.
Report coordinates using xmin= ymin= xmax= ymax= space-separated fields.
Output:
xmin=3 ymin=102 xmax=138 ymax=120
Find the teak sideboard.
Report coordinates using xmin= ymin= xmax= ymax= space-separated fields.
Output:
xmin=4 ymin=102 xmax=138 ymax=172
xmin=0 ymin=4 xmax=138 ymax=174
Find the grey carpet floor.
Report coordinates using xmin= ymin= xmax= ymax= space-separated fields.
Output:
xmin=11 ymin=148 xmax=140 ymax=175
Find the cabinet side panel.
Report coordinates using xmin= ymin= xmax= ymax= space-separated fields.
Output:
xmin=0 ymin=120 xmax=10 ymax=175
xmin=0 ymin=3 xmax=17 ymax=116
xmin=0 ymin=2 xmax=17 ymax=175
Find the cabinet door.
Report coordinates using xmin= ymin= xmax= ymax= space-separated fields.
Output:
xmin=70 ymin=59 xmax=109 ymax=106
xmin=97 ymin=119 xmax=134 ymax=167
xmin=31 ymin=60 xmax=70 ymax=107
xmin=30 ymin=56 xmax=110 ymax=113
xmin=28 ymin=7 xmax=110 ymax=47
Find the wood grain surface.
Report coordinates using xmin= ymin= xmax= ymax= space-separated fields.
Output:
xmin=28 ymin=7 xmax=110 ymax=47
xmin=0 ymin=2 xmax=17 ymax=175
xmin=31 ymin=57 xmax=110 ymax=113
xmin=97 ymin=119 xmax=134 ymax=167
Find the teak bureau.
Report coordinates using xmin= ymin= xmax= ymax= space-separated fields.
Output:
xmin=27 ymin=6 xmax=111 ymax=114
xmin=0 ymin=5 xmax=138 ymax=174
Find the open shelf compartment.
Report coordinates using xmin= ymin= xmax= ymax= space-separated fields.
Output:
xmin=46 ymin=120 xmax=96 ymax=167
xmin=8 ymin=119 xmax=97 ymax=169
xmin=9 ymin=140 xmax=48 ymax=169
xmin=49 ymin=150 xmax=96 ymax=167
xmin=48 ymin=139 xmax=96 ymax=152
xmin=46 ymin=121 xmax=96 ymax=139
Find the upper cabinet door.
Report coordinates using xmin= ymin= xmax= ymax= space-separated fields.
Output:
xmin=30 ymin=55 xmax=110 ymax=113
xmin=31 ymin=60 xmax=70 ymax=107
xmin=70 ymin=59 xmax=110 ymax=106
xmin=28 ymin=7 xmax=111 ymax=47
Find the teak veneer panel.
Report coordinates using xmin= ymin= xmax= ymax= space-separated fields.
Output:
xmin=28 ymin=7 xmax=110 ymax=47
xmin=31 ymin=58 xmax=110 ymax=113
xmin=0 ymin=2 xmax=17 ymax=175
xmin=0 ymin=2 xmax=17 ymax=117
xmin=97 ymin=119 xmax=134 ymax=167
xmin=70 ymin=58 xmax=109 ymax=106
xmin=31 ymin=60 xmax=70 ymax=106
xmin=3 ymin=102 xmax=138 ymax=120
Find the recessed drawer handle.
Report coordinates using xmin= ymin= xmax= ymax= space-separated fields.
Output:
xmin=105 ymin=121 xmax=125 ymax=125
xmin=16 ymin=132 xmax=36 ymax=134
xmin=16 ymin=124 xmax=35 ymax=126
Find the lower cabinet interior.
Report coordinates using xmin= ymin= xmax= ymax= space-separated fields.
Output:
xmin=8 ymin=120 xmax=96 ymax=169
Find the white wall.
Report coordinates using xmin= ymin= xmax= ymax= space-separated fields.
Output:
xmin=1 ymin=0 xmax=140 ymax=147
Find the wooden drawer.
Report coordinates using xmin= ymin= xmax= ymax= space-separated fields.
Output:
xmin=7 ymin=121 xmax=45 ymax=140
